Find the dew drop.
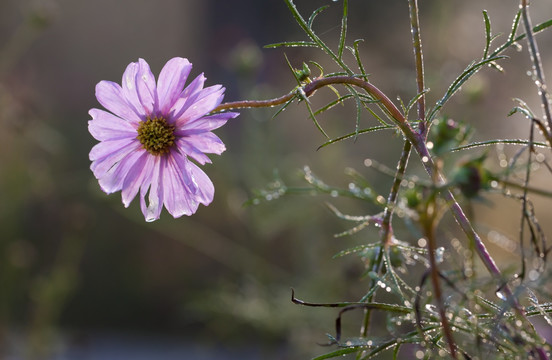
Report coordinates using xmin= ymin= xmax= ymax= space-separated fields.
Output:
xmin=435 ymin=247 xmax=445 ymax=263
xmin=425 ymin=304 xmax=438 ymax=315
xmin=495 ymin=290 xmax=507 ymax=301
xmin=529 ymin=269 xmax=540 ymax=281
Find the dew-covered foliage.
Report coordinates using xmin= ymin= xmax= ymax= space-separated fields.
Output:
xmin=244 ymin=0 xmax=552 ymax=358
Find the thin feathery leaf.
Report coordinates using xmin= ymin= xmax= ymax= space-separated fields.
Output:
xmin=351 ymin=39 xmax=369 ymax=80
xmin=318 ymin=125 xmax=394 ymax=149
xmin=308 ymin=5 xmax=330 ymax=29
xmin=508 ymin=10 xmax=522 ymax=43
xmin=312 ymin=346 xmax=365 ymax=360
xmin=451 ymin=139 xmax=549 ymax=152
xmin=284 ymin=0 xmax=353 ymax=74
xmin=337 ymin=0 xmax=348 ymax=60
xmin=427 ymin=55 xmax=507 ymax=122
xmin=304 ymin=95 xmax=330 ymax=139
xmin=271 ymin=96 xmax=296 ymax=120
xmin=491 ymin=17 xmax=552 ymax=58
xmin=483 ymin=10 xmax=492 ymax=59
xmin=405 ymin=89 xmax=430 ymax=119
xmin=353 ymin=88 xmax=362 ymax=140
xmin=333 ymin=243 xmax=381 ymax=258
xmin=314 ymin=94 xmax=354 ymax=115
xmin=326 ymin=202 xmax=378 ymax=222
xmin=264 ymin=41 xmax=318 ymax=49
xmin=284 ymin=53 xmax=303 ymax=86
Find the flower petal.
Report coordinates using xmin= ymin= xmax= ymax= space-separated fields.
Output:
xmin=89 ymin=138 xmax=139 ymax=179
xmin=161 ymin=154 xmax=199 ymax=217
xmin=174 ymin=86 xmax=225 ymax=127
xmin=121 ymin=61 xmax=147 ymax=120
xmin=88 ymin=108 xmax=137 ymax=141
xmin=177 ymin=132 xmax=226 ymax=162
xmin=157 ymin=57 xmax=193 ymax=114
xmin=95 ymin=81 xmax=142 ymax=124
xmin=169 ymin=73 xmax=206 ymax=120
xmin=187 ymin=161 xmax=215 ymax=206
xmin=175 ymin=140 xmax=211 ymax=165
xmin=140 ymin=156 xmax=164 ymax=222
xmin=176 ymin=112 xmax=239 ymax=135
xmin=121 ymin=151 xmax=153 ymax=207
xmin=136 ymin=58 xmax=158 ymax=115
xmin=97 ymin=145 xmax=146 ymax=194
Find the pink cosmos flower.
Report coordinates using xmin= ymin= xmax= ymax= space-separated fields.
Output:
xmin=88 ymin=57 xmax=238 ymax=222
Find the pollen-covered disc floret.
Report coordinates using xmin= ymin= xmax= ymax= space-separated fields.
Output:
xmin=136 ymin=116 xmax=175 ymax=155
xmin=88 ymin=57 xmax=239 ymax=221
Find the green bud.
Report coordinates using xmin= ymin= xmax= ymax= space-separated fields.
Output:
xmin=452 ymin=154 xmax=494 ymax=198
xmin=389 ymin=246 xmax=404 ymax=267
xmin=295 ymin=62 xmax=311 ymax=83
xmin=404 ymin=187 xmax=422 ymax=209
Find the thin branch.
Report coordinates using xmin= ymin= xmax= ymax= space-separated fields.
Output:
xmin=521 ymin=0 xmax=552 ymax=133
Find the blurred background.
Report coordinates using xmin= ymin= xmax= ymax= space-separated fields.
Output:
xmin=0 ymin=0 xmax=551 ymax=359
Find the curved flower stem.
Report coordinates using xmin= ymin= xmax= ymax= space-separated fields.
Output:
xmin=214 ymin=74 xmax=525 ymax=316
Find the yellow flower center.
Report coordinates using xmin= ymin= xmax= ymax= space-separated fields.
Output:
xmin=136 ymin=116 xmax=176 ymax=155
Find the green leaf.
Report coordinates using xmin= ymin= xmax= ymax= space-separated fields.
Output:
xmin=308 ymin=5 xmax=330 ymax=29
xmin=317 ymin=125 xmax=394 ymax=149
xmin=304 ymin=94 xmax=330 ymax=139
xmin=312 ymin=346 xmax=363 ymax=360
xmin=264 ymin=41 xmax=318 ymax=48
xmin=427 ymin=55 xmax=506 ymax=122
xmin=351 ymin=39 xmax=369 ymax=80
xmin=508 ymin=10 xmax=522 ymax=43
xmin=271 ymin=96 xmax=296 ymax=120
xmin=337 ymin=0 xmax=348 ymax=60
xmin=284 ymin=0 xmax=353 ymax=74
xmin=451 ymin=139 xmax=549 ymax=152
xmin=333 ymin=244 xmax=381 ymax=258
xmin=405 ymin=89 xmax=430 ymax=119
xmin=482 ymin=10 xmax=492 ymax=59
